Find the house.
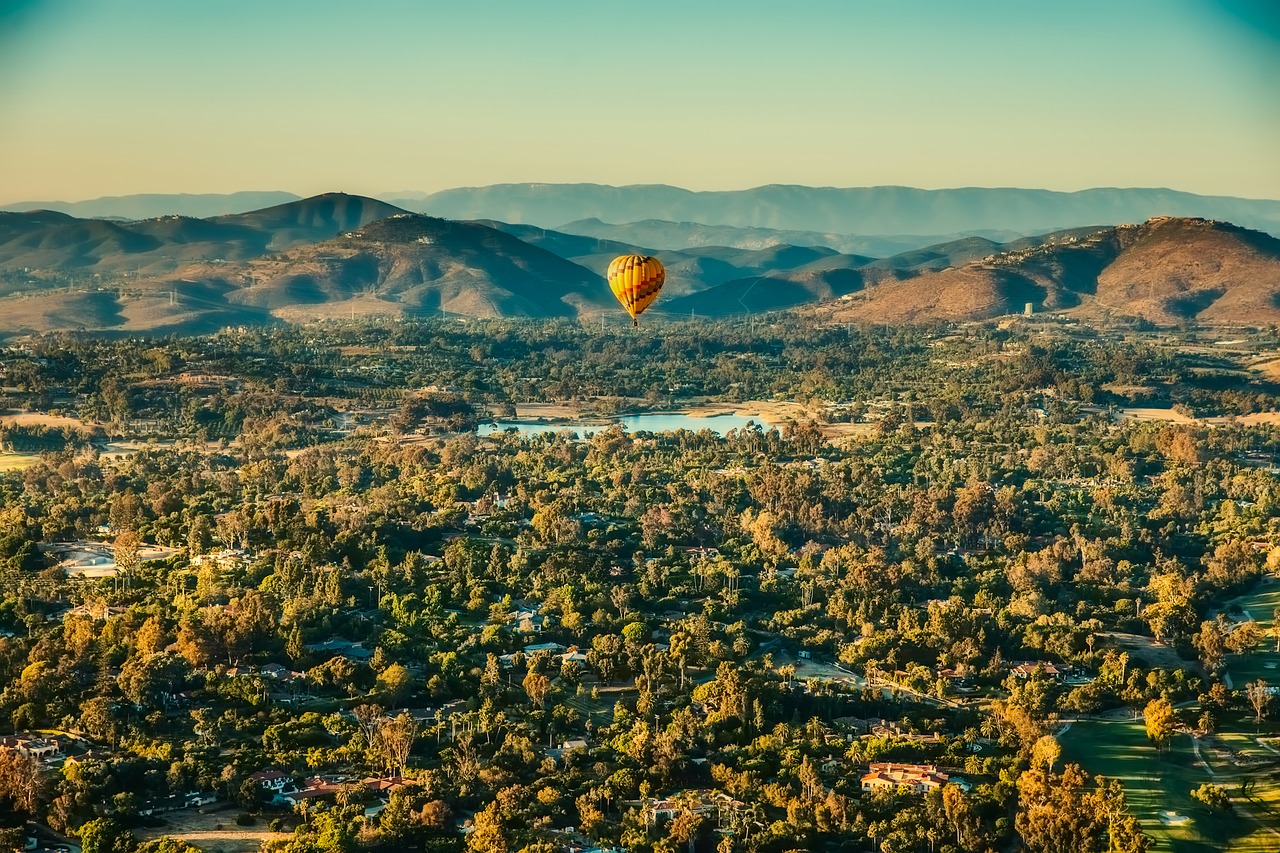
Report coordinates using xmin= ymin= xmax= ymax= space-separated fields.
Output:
xmin=259 ymin=663 xmax=294 ymax=681
xmin=304 ymin=638 xmax=373 ymax=662
xmin=544 ymin=738 xmax=590 ymax=764
xmin=0 ymin=735 xmax=62 ymax=762
xmin=1010 ymin=661 xmax=1071 ymax=681
xmin=523 ymin=642 xmax=567 ymax=655
xmin=512 ymin=609 xmax=545 ymax=634
xmin=641 ymin=789 xmax=745 ymax=824
xmin=248 ymin=770 xmax=291 ymax=793
xmin=190 ymin=549 xmax=250 ymax=570
xmin=363 ymin=776 xmax=410 ymax=794
xmin=860 ymin=763 xmax=950 ymax=794
xmin=276 ymin=776 xmax=343 ymax=806
xmin=62 ymin=603 xmax=127 ymax=621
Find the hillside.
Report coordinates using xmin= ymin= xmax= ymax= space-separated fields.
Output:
xmin=4 ymin=200 xmax=1279 ymax=332
xmin=214 ymin=192 xmax=412 ymax=250
xmin=820 ymin=218 xmax=1280 ymax=325
xmin=176 ymin=213 xmax=610 ymax=320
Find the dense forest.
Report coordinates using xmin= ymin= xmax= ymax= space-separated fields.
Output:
xmin=0 ymin=317 xmax=1278 ymax=853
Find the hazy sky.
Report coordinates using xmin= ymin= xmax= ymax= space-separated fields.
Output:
xmin=1 ymin=0 xmax=1277 ymax=202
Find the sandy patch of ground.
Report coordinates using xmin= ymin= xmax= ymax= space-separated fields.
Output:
xmin=515 ymin=403 xmax=591 ymax=420
xmin=1101 ymin=632 xmax=1194 ymax=671
xmin=135 ymin=808 xmax=286 ymax=853
xmin=1105 ymin=404 xmax=1280 ymax=427
xmin=0 ymin=411 xmax=99 ymax=430
xmin=684 ymin=400 xmax=813 ymax=428
xmin=1250 ymin=357 xmax=1280 ymax=380
xmin=271 ymin=296 xmax=405 ymax=323
xmin=1117 ymin=407 xmax=1198 ymax=423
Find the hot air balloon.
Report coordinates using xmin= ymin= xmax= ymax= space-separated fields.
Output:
xmin=606 ymin=254 xmax=665 ymax=325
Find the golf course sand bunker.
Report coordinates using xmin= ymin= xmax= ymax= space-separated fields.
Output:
xmin=1159 ymin=811 xmax=1190 ymax=826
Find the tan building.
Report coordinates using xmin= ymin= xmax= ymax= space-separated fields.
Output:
xmin=860 ymin=762 xmax=950 ymax=794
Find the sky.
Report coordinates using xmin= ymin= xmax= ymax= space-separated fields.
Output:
xmin=1 ymin=0 xmax=1277 ymax=202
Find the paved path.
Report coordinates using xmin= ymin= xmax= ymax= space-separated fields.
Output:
xmin=1190 ymin=735 xmax=1216 ymax=778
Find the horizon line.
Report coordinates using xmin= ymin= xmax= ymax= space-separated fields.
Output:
xmin=6 ymin=182 xmax=1280 ymax=209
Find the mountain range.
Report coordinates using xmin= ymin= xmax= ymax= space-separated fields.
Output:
xmin=1 ymin=192 xmax=1279 ymax=334
xmin=7 ymin=184 xmax=1280 ymax=243
xmin=386 ymin=184 xmax=1280 ymax=239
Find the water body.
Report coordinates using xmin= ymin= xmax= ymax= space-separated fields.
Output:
xmin=478 ymin=412 xmax=764 ymax=438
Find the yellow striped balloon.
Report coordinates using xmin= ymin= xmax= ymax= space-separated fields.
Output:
xmin=606 ymin=254 xmax=665 ymax=324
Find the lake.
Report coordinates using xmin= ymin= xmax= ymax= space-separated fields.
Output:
xmin=478 ymin=412 xmax=765 ymax=438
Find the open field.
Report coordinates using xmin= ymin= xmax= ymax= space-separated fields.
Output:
xmin=0 ymin=411 xmax=100 ymax=430
xmin=271 ymin=295 xmax=406 ymax=323
xmin=1118 ymin=406 xmax=1199 ymax=423
xmin=134 ymin=807 xmax=287 ymax=853
xmin=0 ymin=452 xmax=41 ymax=471
xmin=1221 ymin=576 xmax=1280 ymax=686
xmin=1061 ymin=718 xmax=1280 ymax=853
xmin=1101 ymin=632 xmax=1196 ymax=673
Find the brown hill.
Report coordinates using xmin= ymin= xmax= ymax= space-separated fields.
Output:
xmin=0 ymin=193 xmax=405 ymax=275
xmin=176 ymin=213 xmax=611 ymax=320
xmin=214 ymin=192 xmax=411 ymax=250
xmin=819 ymin=218 xmax=1280 ymax=326
xmin=1089 ymin=218 xmax=1280 ymax=324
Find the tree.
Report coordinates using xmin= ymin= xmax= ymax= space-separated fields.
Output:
xmin=78 ymin=818 xmax=135 ymax=853
xmin=113 ymin=531 xmax=141 ymax=591
xmin=942 ymin=784 xmax=974 ymax=848
xmin=523 ymin=671 xmax=551 ymax=709
xmin=1226 ymin=621 xmax=1263 ymax=656
xmin=1193 ymin=619 xmax=1226 ymax=674
xmin=669 ymin=805 xmax=705 ymax=853
xmin=1246 ymin=679 xmax=1272 ymax=724
xmin=1016 ymin=764 xmax=1149 ymax=853
xmin=79 ymin=697 xmax=119 ymax=746
xmin=352 ymin=703 xmax=384 ymax=752
xmin=466 ymin=801 xmax=507 ymax=853
xmin=1144 ymin=698 xmax=1175 ymax=752
xmin=117 ymin=652 xmax=183 ymax=710
xmin=1031 ymin=734 xmax=1062 ymax=773
xmin=0 ymin=749 xmax=47 ymax=816
xmin=1190 ymin=783 xmax=1231 ymax=812
xmin=378 ymin=711 xmax=419 ymax=776
xmin=377 ymin=663 xmax=413 ymax=704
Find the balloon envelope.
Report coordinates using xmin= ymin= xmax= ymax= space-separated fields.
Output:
xmin=607 ymin=255 xmax=665 ymax=321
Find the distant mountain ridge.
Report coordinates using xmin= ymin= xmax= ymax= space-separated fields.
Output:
xmin=389 ymin=184 xmax=1280 ymax=238
xmin=8 ymin=185 xmax=1280 ymax=242
xmin=1 ymin=191 xmax=301 ymax=220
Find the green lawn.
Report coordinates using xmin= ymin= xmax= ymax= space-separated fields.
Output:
xmin=561 ymin=688 xmax=628 ymax=726
xmin=1224 ymin=577 xmax=1280 ymax=624
xmin=1060 ymin=718 xmax=1279 ymax=853
xmin=1222 ymin=576 xmax=1280 ymax=688
xmin=0 ymin=452 xmax=40 ymax=472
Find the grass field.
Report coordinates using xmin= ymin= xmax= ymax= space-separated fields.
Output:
xmin=1060 ymin=718 xmax=1280 ymax=852
xmin=561 ymin=686 xmax=637 ymax=727
xmin=0 ymin=452 xmax=41 ymax=472
xmin=1222 ymin=577 xmax=1280 ymax=687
